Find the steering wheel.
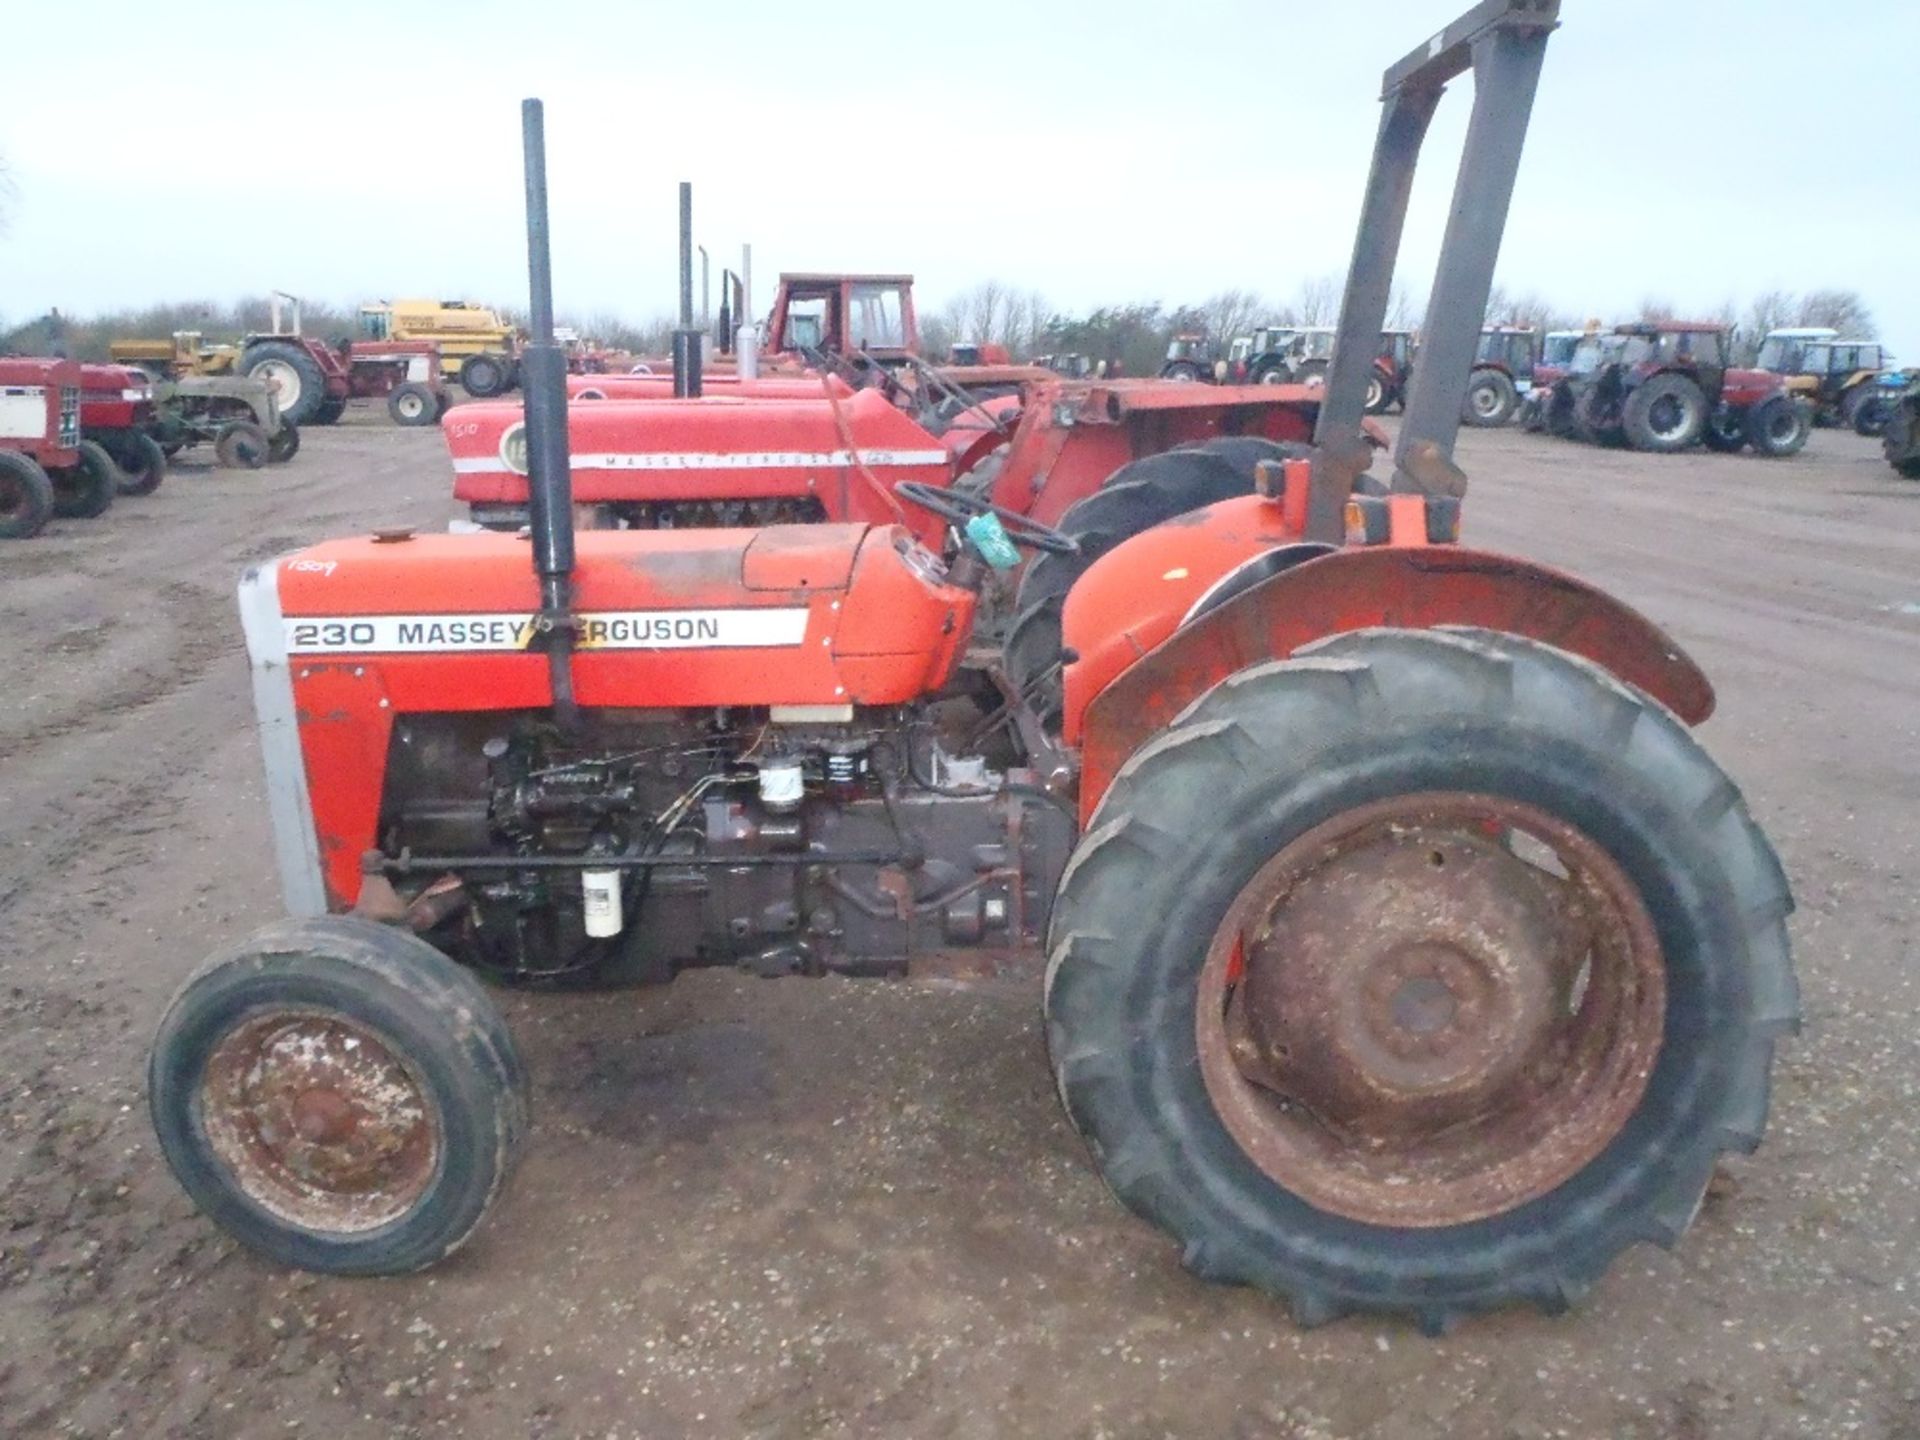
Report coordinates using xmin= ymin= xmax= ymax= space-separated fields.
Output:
xmin=894 ymin=481 xmax=1079 ymax=556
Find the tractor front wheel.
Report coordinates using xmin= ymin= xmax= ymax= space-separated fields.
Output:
xmin=1462 ymin=369 xmax=1520 ymax=427
xmin=0 ymin=451 xmax=55 ymax=539
xmin=113 ymin=431 xmax=170 ymax=495
xmin=149 ymin=916 xmax=528 ymax=1275
xmin=1747 ymin=397 xmax=1811 ymax=458
xmin=49 ymin=440 xmax=118 ymax=519
xmin=215 ymin=421 xmax=271 ymax=469
xmin=1045 ymin=628 xmax=1795 ymax=1329
xmin=387 ymin=382 xmax=440 ymax=427
xmin=268 ymin=425 xmax=302 ymax=464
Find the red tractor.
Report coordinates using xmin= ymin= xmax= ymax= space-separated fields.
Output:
xmin=0 ymin=356 xmax=117 ymax=539
xmin=150 ymin=4 xmax=1798 ymax=1331
xmin=1542 ymin=323 xmax=1810 ymax=457
xmin=1461 ymin=326 xmax=1539 ymax=426
xmin=240 ymin=294 xmax=450 ymax=429
xmin=79 ymin=363 xmax=170 ymax=496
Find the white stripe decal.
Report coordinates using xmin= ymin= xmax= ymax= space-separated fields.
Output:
xmin=450 ymin=448 xmax=949 ymax=475
xmin=285 ymin=608 xmax=811 ymax=654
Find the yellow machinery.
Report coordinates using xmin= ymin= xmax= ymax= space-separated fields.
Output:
xmin=358 ymin=300 xmax=520 ymax=393
xmin=107 ymin=333 xmax=239 ymax=379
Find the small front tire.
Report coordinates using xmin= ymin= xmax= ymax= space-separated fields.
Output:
xmin=215 ymin=421 xmax=271 ymax=469
xmin=387 ymin=382 xmax=440 ymax=427
xmin=149 ymin=916 xmax=528 ymax=1276
xmin=113 ymin=431 xmax=170 ymax=495
xmin=49 ymin=440 xmax=118 ymax=518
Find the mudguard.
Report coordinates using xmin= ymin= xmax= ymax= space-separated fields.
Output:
xmin=1073 ymin=544 xmax=1714 ymax=821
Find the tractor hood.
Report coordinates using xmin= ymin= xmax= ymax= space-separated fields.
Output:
xmin=442 ymin=387 xmax=954 ymax=540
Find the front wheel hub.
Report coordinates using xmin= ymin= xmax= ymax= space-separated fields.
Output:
xmin=1200 ymin=793 xmax=1665 ymax=1227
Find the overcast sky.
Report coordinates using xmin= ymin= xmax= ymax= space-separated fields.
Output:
xmin=2 ymin=1 xmax=1912 ymax=354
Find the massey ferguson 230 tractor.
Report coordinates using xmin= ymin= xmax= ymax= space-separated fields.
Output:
xmin=150 ymin=2 xmax=1798 ymax=1331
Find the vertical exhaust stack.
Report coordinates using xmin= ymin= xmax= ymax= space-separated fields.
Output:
xmin=518 ymin=98 xmax=579 ymax=720
xmin=1309 ymin=0 xmax=1559 ymax=543
xmin=672 ymin=181 xmax=703 ymax=398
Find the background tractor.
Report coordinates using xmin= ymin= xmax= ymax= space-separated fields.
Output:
xmin=1882 ymin=372 xmax=1920 ymax=477
xmin=151 ymin=4 xmax=1798 ymax=1334
xmin=0 ymin=355 xmax=117 ymax=537
xmin=1160 ymin=334 xmax=1220 ymax=382
xmin=79 ymin=363 xmax=170 ymax=495
xmin=147 ymin=376 xmax=299 ymax=469
xmin=1462 ymin=325 xmax=1538 ymax=426
xmin=1767 ymin=335 xmax=1890 ymax=429
xmin=359 ymin=299 xmax=519 ymax=397
xmin=1544 ymin=322 xmax=1809 ymax=456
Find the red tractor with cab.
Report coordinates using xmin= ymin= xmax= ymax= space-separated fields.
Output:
xmin=150 ymin=3 xmax=1797 ymax=1334
xmin=0 ymin=356 xmax=118 ymax=539
xmin=1462 ymin=325 xmax=1539 ymax=426
xmin=1543 ymin=323 xmax=1809 ymax=456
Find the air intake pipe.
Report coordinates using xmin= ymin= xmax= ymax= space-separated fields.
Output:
xmin=518 ymin=98 xmax=578 ymax=722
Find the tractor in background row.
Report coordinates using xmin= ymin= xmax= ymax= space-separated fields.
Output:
xmin=1532 ymin=322 xmax=1809 ymax=456
xmin=79 ymin=363 xmax=170 ymax=496
xmin=1462 ymin=326 xmax=1538 ymax=426
xmin=0 ymin=356 xmax=117 ymax=538
xmin=148 ymin=376 xmax=300 ymax=469
xmin=358 ymin=299 xmax=520 ymax=398
xmin=151 ymin=3 xmax=1799 ymax=1336
xmin=1882 ymin=373 xmax=1920 ymax=477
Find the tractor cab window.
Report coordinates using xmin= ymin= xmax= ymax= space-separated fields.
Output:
xmin=1299 ymin=330 xmax=1336 ymax=360
xmin=1800 ymin=344 xmax=1832 ymax=376
xmin=359 ymin=310 xmax=392 ymax=341
xmin=1757 ymin=336 xmax=1808 ymax=373
xmin=1227 ymin=336 xmax=1253 ymax=363
xmin=847 ymin=283 xmax=907 ymax=350
xmin=1655 ymin=331 xmax=1722 ymax=367
xmin=1543 ymin=333 xmax=1581 ymax=366
xmin=785 ymin=297 xmax=830 ymax=352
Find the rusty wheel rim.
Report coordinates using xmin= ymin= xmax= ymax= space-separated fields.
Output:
xmin=1196 ymin=792 xmax=1665 ymax=1228
xmin=200 ymin=1009 xmax=441 ymax=1234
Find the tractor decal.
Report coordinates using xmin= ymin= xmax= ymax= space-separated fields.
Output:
xmin=456 ymin=446 xmax=951 ymax=476
xmin=284 ymin=607 xmax=811 ymax=654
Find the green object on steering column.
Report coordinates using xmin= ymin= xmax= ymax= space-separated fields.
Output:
xmin=965 ymin=512 xmax=1023 ymax=570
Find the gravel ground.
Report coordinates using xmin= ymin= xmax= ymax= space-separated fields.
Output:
xmin=0 ymin=410 xmax=1914 ymax=1439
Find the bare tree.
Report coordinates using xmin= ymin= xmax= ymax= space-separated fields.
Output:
xmin=1294 ymin=275 xmax=1341 ymax=327
xmin=1199 ymin=288 xmax=1266 ymax=346
xmin=1385 ymin=283 xmax=1422 ymax=333
xmin=1636 ymin=296 xmax=1678 ymax=324
xmin=0 ymin=150 xmax=15 ymax=236
xmin=1796 ymin=288 xmax=1876 ymax=338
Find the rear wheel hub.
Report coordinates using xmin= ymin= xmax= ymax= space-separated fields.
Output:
xmin=1199 ymin=792 xmax=1665 ymax=1227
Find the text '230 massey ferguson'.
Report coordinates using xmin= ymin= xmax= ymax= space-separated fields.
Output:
xmin=149 ymin=0 xmax=1797 ymax=1333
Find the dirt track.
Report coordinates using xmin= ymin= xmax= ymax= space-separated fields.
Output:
xmin=0 ymin=413 xmax=1915 ymax=1439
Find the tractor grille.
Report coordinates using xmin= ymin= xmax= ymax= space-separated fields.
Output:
xmin=57 ymin=386 xmax=80 ymax=448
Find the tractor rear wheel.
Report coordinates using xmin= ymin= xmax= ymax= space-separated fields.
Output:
xmin=1254 ymin=364 xmax=1289 ymax=386
xmin=312 ymin=398 xmax=347 ymax=425
xmin=460 ymin=353 xmax=512 ymax=398
xmin=1747 ymin=397 xmax=1811 ymax=458
xmin=1003 ymin=443 xmax=1286 ymax=712
xmin=1462 ymin=368 xmax=1520 ymax=427
xmin=0 ymin=451 xmax=55 ymax=539
xmin=387 ymin=382 xmax=440 ymax=427
xmin=1293 ymin=360 xmax=1329 ymax=390
xmin=1364 ymin=372 xmax=1391 ymax=415
xmin=1162 ymin=362 xmax=1201 ymax=383
xmin=149 ymin=915 xmax=528 ymax=1275
xmin=1622 ymin=374 xmax=1708 ymax=453
xmin=215 ymin=420 xmax=271 ymax=469
xmin=113 ymin=431 xmax=169 ymax=495
xmin=1045 ymin=627 xmax=1795 ymax=1329
xmin=268 ymin=425 xmax=301 ymax=464
xmin=243 ymin=341 xmax=330 ymax=426
xmin=49 ymin=441 xmax=118 ymax=519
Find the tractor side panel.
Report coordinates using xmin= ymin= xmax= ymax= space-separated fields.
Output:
xmin=1073 ymin=544 xmax=1716 ymax=821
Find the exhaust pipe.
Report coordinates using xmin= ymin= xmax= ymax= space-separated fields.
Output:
xmin=672 ymin=181 xmax=703 ymax=398
xmin=519 ymin=98 xmax=579 ymax=721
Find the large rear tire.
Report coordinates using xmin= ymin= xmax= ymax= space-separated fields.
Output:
xmin=1046 ymin=627 xmax=1796 ymax=1329
xmin=149 ymin=916 xmax=528 ymax=1276
xmin=0 ymin=451 xmax=55 ymax=539
xmin=113 ymin=430 xmax=169 ymax=495
xmin=49 ymin=440 xmax=117 ymax=519
xmin=243 ymin=341 xmax=330 ymax=426
xmin=1462 ymin=368 xmax=1520 ymax=427
xmin=1622 ymin=373 xmax=1708 ymax=453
